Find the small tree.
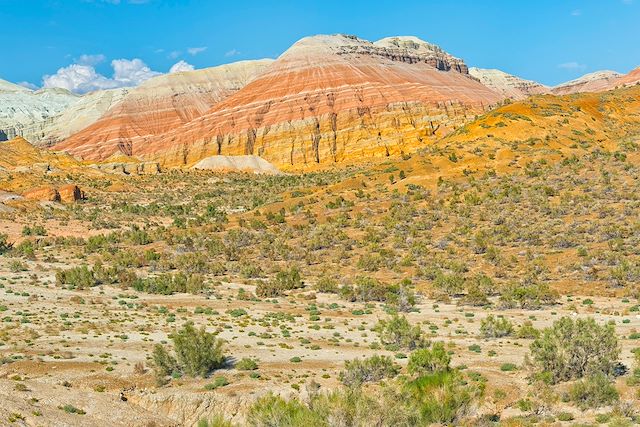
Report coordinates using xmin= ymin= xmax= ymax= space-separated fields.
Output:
xmin=528 ymin=317 xmax=619 ymax=384
xmin=407 ymin=342 xmax=451 ymax=376
xmin=152 ymin=323 xmax=226 ymax=382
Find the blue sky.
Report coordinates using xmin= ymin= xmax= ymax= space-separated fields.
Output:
xmin=1 ymin=0 xmax=639 ymax=90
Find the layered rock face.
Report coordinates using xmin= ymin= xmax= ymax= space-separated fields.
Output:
xmin=469 ymin=68 xmax=549 ymax=100
xmin=54 ymin=60 xmax=274 ymax=160
xmin=23 ymin=184 xmax=84 ymax=203
xmin=613 ymin=67 xmax=640 ymax=88
xmin=40 ymin=88 xmax=129 ymax=146
xmin=131 ymin=35 xmax=502 ymax=168
xmin=0 ymin=83 xmax=79 ymax=143
xmin=551 ymin=70 xmax=622 ymax=95
xmin=192 ymin=155 xmax=281 ymax=175
xmin=0 ymin=80 xmax=128 ymax=146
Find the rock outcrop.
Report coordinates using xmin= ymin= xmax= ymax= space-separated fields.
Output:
xmin=23 ymin=184 xmax=84 ymax=203
xmin=0 ymin=136 xmax=80 ymax=171
xmin=91 ymin=161 xmax=161 ymax=175
xmin=58 ymin=184 xmax=85 ymax=203
xmin=54 ymin=60 xmax=274 ymax=160
xmin=23 ymin=186 xmax=61 ymax=202
xmin=551 ymin=70 xmax=622 ymax=95
xmin=125 ymin=34 xmax=502 ymax=169
xmin=469 ymin=67 xmax=549 ymax=100
xmin=192 ymin=155 xmax=281 ymax=174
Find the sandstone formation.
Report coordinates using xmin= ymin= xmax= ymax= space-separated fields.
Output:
xmin=469 ymin=67 xmax=549 ymax=100
xmin=0 ymin=136 xmax=80 ymax=171
xmin=192 ymin=155 xmax=281 ymax=174
xmin=23 ymin=186 xmax=60 ymax=202
xmin=126 ymin=34 xmax=502 ymax=169
xmin=91 ymin=161 xmax=161 ymax=175
xmin=58 ymin=184 xmax=85 ymax=203
xmin=612 ymin=66 xmax=640 ymax=88
xmin=40 ymin=88 xmax=129 ymax=146
xmin=54 ymin=60 xmax=274 ymax=160
xmin=23 ymin=184 xmax=84 ymax=203
xmin=551 ymin=70 xmax=622 ymax=95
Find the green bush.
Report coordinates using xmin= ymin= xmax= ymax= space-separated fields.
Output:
xmin=152 ymin=323 xmax=226 ymax=382
xmin=480 ymin=315 xmax=513 ymax=338
xmin=256 ymin=266 xmax=303 ymax=297
xmin=499 ymin=282 xmax=558 ymax=309
xmin=375 ymin=315 xmax=428 ymax=351
xmin=56 ymin=265 xmax=98 ymax=289
xmin=568 ymin=374 xmax=619 ymax=410
xmin=197 ymin=414 xmax=234 ymax=427
xmin=407 ymin=342 xmax=451 ymax=376
xmin=247 ymin=393 xmax=324 ymax=426
xmin=404 ymin=370 xmax=485 ymax=425
xmin=516 ymin=321 xmax=540 ymax=339
xmin=529 ymin=317 xmax=619 ymax=383
xmin=236 ymin=358 xmax=258 ymax=371
xmin=339 ymin=355 xmax=400 ymax=387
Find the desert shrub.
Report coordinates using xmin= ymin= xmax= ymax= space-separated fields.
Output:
xmin=256 ymin=266 xmax=303 ymax=297
xmin=432 ymin=272 xmax=465 ymax=296
xmin=56 ymin=265 xmax=98 ymax=289
xmin=499 ymin=282 xmax=558 ymax=309
xmin=529 ymin=317 xmax=619 ymax=383
xmin=197 ymin=414 xmax=234 ymax=427
xmin=339 ymin=355 xmax=400 ymax=387
xmin=22 ymin=225 xmax=47 ymax=236
xmin=314 ymin=276 xmax=339 ymax=293
xmin=375 ymin=315 xmax=428 ymax=351
xmin=385 ymin=279 xmax=417 ymax=312
xmin=480 ymin=315 xmax=513 ymax=338
xmin=9 ymin=260 xmax=27 ymax=272
xmin=516 ymin=321 xmax=540 ymax=339
xmin=247 ymin=393 xmax=323 ymax=427
xmin=568 ymin=374 xmax=619 ymax=410
xmin=404 ymin=370 xmax=485 ymax=425
xmin=152 ymin=322 xmax=225 ymax=381
xmin=132 ymin=273 xmax=206 ymax=295
xmin=407 ymin=342 xmax=451 ymax=376
xmin=339 ymin=276 xmax=389 ymax=302
xmin=236 ymin=358 xmax=258 ymax=371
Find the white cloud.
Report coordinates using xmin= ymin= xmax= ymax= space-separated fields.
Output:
xmin=558 ymin=61 xmax=587 ymax=71
xmin=571 ymin=9 xmax=581 ymax=16
xmin=187 ymin=47 xmax=207 ymax=56
xmin=43 ymin=58 xmax=161 ymax=93
xmin=168 ymin=50 xmax=181 ymax=59
xmin=112 ymin=58 xmax=161 ymax=85
xmin=169 ymin=60 xmax=195 ymax=73
xmin=77 ymin=53 xmax=106 ymax=66
xmin=224 ymin=49 xmax=241 ymax=57
xmin=18 ymin=81 xmax=38 ymax=90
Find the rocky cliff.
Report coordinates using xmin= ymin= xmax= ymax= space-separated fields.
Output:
xmin=53 ymin=60 xmax=274 ymax=161
xmin=125 ymin=34 xmax=502 ymax=169
xmin=469 ymin=67 xmax=548 ymax=100
xmin=551 ymin=70 xmax=622 ymax=95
